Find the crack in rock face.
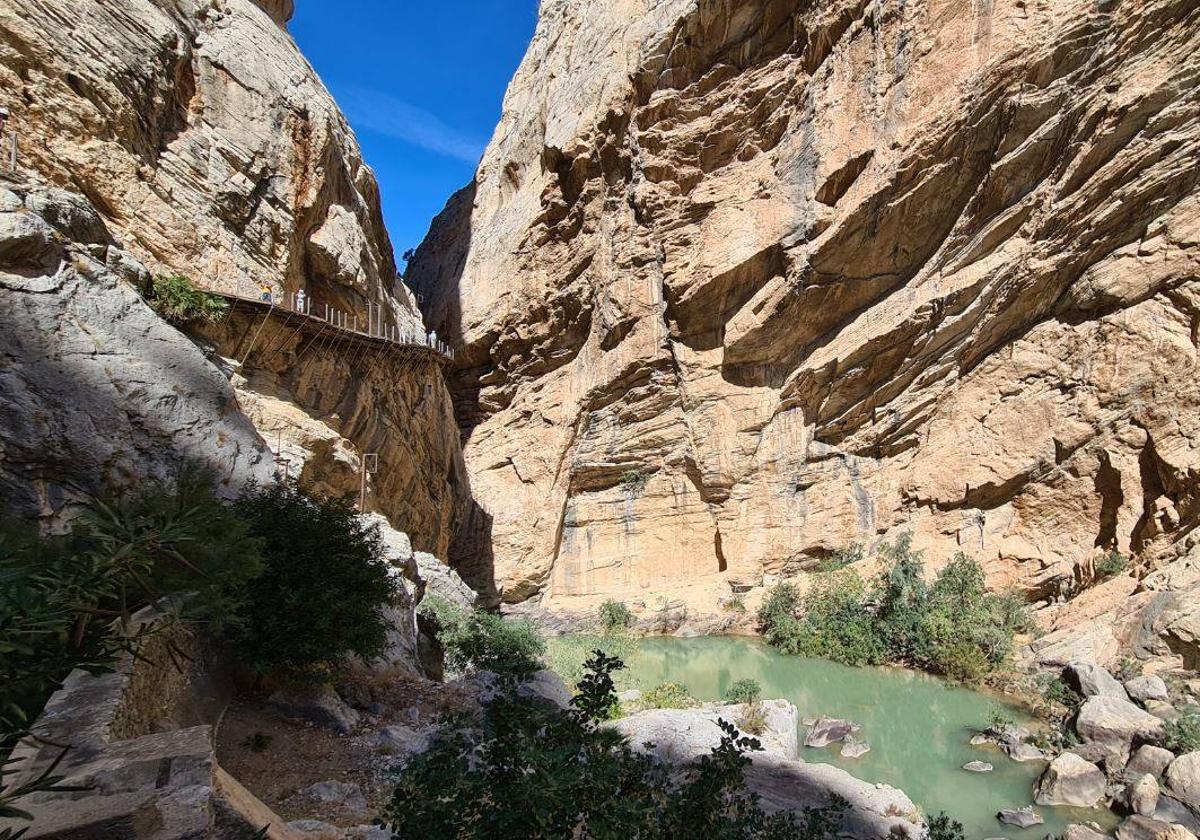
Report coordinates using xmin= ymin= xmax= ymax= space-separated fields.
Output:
xmin=407 ymin=0 xmax=1200 ymax=635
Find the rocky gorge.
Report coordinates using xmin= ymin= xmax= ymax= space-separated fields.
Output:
xmin=1 ymin=0 xmax=1200 ymax=838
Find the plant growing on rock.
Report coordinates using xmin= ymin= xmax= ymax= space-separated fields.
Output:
xmin=1162 ymin=705 xmax=1200 ymax=754
xmin=599 ymin=599 xmax=634 ymax=633
xmin=619 ymin=469 xmax=650 ymax=497
xmin=642 ymin=682 xmax=697 ymax=710
xmin=419 ymin=596 xmax=545 ymax=677
xmin=817 ymin=542 xmax=865 ymax=573
xmin=1095 ymin=549 xmax=1128 ymax=580
xmin=148 ymin=274 xmax=229 ymax=325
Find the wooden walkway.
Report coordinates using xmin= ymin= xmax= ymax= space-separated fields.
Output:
xmin=216 ymin=290 xmax=453 ymax=367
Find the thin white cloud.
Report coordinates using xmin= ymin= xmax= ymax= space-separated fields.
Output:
xmin=334 ymin=84 xmax=486 ymax=164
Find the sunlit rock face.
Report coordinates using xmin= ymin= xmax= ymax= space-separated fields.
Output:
xmin=0 ymin=0 xmax=477 ymax=574
xmin=410 ymin=0 xmax=1200 ymax=614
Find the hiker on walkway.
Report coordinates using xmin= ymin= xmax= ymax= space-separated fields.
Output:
xmin=295 ymin=288 xmax=306 ymax=313
xmin=260 ymin=282 xmax=272 ymax=303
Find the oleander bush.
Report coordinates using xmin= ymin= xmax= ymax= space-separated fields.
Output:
xmin=419 ymin=596 xmax=545 ymax=677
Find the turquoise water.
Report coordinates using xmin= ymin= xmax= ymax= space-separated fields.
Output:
xmin=611 ymin=635 xmax=1118 ymax=839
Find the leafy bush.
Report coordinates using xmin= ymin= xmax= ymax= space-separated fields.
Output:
xmin=1163 ymin=706 xmax=1200 ymax=754
xmin=642 ymin=682 xmax=697 ymax=710
xmin=925 ymin=813 xmax=966 ymax=840
xmin=986 ymin=708 xmax=1016 ymax=734
xmin=0 ymin=470 xmax=260 ymax=747
xmin=545 ymin=632 xmax=636 ymax=689
xmin=419 ymin=596 xmax=545 ymax=677
xmin=148 ymin=274 xmax=229 ymax=325
xmin=723 ymin=594 xmax=746 ymax=613
xmin=1096 ymin=549 xmax=1128 ymax=580
xmin=757 ymin=536 xmax=1029 ymax=682
xmin=817 ymin=542 xmax=865 ymax=573
xmin=230 ymin=482 xmax=398 ymax=678
xmin=599 ymin=599 xmax=634 ymax=632
xmin=379 ymin=651 xmax=850 ymax=839
xmin=725 ymin=678 xmax=762 ymax=705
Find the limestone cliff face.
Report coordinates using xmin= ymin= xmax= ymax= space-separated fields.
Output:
xmin=0 ymin=0 xmax=474 ymax=570
xmin=411 ymin=0 xmax=1200 ymax=622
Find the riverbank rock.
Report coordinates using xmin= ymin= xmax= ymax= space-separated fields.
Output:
xmin=1128 ymin=746 xmax=1178 ymax=780
xmin=1127 ymin=677 xmax=1171 ymax=705
xmin=1075 ymin=696 xmax=1165 ymax=761
xmin=1006 ymin=742 xmax=1048 ymax=762
xmin=997 ymin=806 xmax=1044 ymax=828
xmin=611 ymin=705 xmax=918 ymax=838
xmin=1166 ymin=753 xmax=1200 ymax=807
xmin=805 ymin=718 xmax=859 ymax=749
xmin=1035 ymin=753 xmax=1107 ymax=808
xmin=1130 ymin=774 xmax=1162 ymax=817
xmin=964 ymin=761 xmax=994 ymax=773
xmin=1067 ymin=663 xmax=1131 ymax=702
xmin=1116 ymin=815 xmax=1199 ymax=839
xmin=1063 ymin=826 xmax=1113 ymax=840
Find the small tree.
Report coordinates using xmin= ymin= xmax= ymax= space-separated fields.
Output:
xmin=725 ymin=679 xmax=762 ymax=705
xmin=230 ymin=482 xmax=398 ymax=679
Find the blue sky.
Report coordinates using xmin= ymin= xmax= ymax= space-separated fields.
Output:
xmin=292 ymin=1 xmax=539 ymax=262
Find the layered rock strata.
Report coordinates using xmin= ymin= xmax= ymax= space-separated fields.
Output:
xmin=410 ymin=0 xmax=1200 ymax=621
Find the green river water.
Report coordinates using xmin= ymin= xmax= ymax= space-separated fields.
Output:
xmin=607 ymin=635 xmax=1119 ymax=839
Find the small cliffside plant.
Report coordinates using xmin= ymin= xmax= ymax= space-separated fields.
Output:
xmin=817 ymin=542 xmax=865 ymax=573
xmin=619 ymin=468 xmax=650 ymax=497
xmin=1096 ymin=549 xmax=1128 ymax=580
xmin=419 ymin=596 xmax=545 ymax=677
xmin=1162 ymin=706 xmax=1200 ymax=754
xmin=148 ymin=274 xmax=229 ymax=325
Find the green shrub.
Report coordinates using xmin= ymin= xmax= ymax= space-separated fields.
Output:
xmin=986 ymin=708 xmax=1016 ymax=734
xmin=642 ymin=682 xmax=697 ymax=710
xmin=1163 ymin=706 xmax=1200 ymax=754
xmin=0 ymin=469 xmax=261 ymax=747
xmin=148 ymin=274 xmax=229 ymax=325
xmin=817 ymin=543 xmax=865 ymax=573
xmin=723 ymin=594 xmax=746 ymax=613
xmin=380 ymin=652 xmax=848 ymax=839
xmin=925 ymin=813 xmax=965 ymax=840
xmin=230 ymin=482 xmax=398 ymax=678
xmin=599 ymin=599 xmax=634 ymax=632
xmin=725 ymin=678 xmax=762 ymax=705
xmin=419 ymin=597 xmax=545 ymax=677
xmin=757 ymin=537 xmax=1028 ymax=682
xmin=619 ymin=469 xmax=650 ymax=496
xmin=545 ymin=632 xmax=636 ymax=689
xmin=1096 ymin=549 xmax=1128 ymax=580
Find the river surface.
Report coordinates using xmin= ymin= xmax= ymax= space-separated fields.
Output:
xmin=605 ymin=635 xmax=1118 ymax=839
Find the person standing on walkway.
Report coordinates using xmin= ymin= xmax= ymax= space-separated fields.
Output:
xmin=260 ymin=282 xmax=272 ymax=303
xmin=295 ymin=288 xmax=306 ymax=313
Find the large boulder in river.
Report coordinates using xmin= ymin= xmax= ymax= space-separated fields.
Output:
xmin=1075 ymin=696 xmax=1165 ymax=761
xmin=1034 ymin=753 xmax=1107 ymax=807
xmin=1062 ymin=826 xmax=1113 ymax=840
xmin=1066 ymin=662 xmax=1131 ymax=701
xmin=1166 ymin=753 xmax=1200 ymax=808
xmin=997 ymin=806 xmax=1044 ymax=828
xmin=804 ymin=717 xmax=859 ymax=749
xmin=611 ymin=705 xmax=919 ymax=838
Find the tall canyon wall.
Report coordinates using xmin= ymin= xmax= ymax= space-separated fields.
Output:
xmin=411 ymin=0 xmax=1200 ymax=629
xmin=0 ymin=0 xmax=475 ymax=576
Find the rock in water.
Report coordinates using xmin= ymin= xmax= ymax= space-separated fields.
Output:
xmin=1116 ymin=815 xmax=1200 ymax=839
xmin=1034 ymin=753 xmax=1107 ymax=808
xmin=804 ymin=717 xmax=858 ymax=749
xmin=840 ymin=738 xmax=870 ymax=759
xmin=997 ymin=807 xmax=1044 ymax=829
xmin=963 ymin=761 xmax=994 ymax=773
